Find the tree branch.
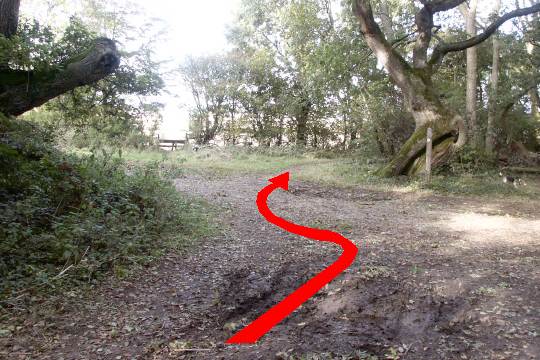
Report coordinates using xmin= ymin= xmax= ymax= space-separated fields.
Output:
xmin=430 ymin=2 xmax=540 ymax=66
xmin=352 ymin=0 xmax=413 ymax=94
xmin=413 ymin=6 xmax=434 ymax=68
xmin=0 ymin=38 xmax=120 ymax=116
xmin=429 ymin=0 xmax=467 ymax=13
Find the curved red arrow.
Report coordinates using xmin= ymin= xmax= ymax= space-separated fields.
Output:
xmin=226 ymin=172 xmax=358 ymax=344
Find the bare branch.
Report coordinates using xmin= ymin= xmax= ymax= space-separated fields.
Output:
xmin=413 ymin=1 xmax=466 ymax=68
xmin=413 ymin=6 xmax=434 ymax=68
xmin=430 ymin=2 xmax=540 ymax=66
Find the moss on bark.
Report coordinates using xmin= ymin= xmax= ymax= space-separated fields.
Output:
xmin=376 ymin=116 xmax=457 ymax=177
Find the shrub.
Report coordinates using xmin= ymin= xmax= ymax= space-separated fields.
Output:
xmin=0 ymin=116 xmax=212 ymax=305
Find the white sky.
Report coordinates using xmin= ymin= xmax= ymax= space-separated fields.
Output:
xmin=137 ymin=0 xmax=241 ymax=138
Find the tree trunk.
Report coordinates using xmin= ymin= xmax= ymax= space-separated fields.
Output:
xmin=0 ymin=0 xmax=20 ymax=38
xmin=376 ymin=114 xmax=463 ymax=176
xmin=353 ymin=0 xmax=540 ymax=176
xmin=353 ymin=0 xmax=468 ymax=177
xmin=378 ymin=1 xmax=394 ymax=40
xmin=276 ymin=117 xmax=284 ymax=146
xmin=530 ymin=88 xmax=539 ymax=120
xmin=296 ymin=100 xmax=310 ymax=146
xmin=463 ymin=0 xmax=479 ymax=147
xmin=486 ymin=0 xmax=501 ymax=154
xmin=350 ymin=128 xmax=357 ymax=142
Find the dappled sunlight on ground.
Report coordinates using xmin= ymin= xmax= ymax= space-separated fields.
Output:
xmin=437 ymin=212 xmax=540 ymax=245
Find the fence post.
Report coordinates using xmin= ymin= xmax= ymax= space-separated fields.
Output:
xmin=426 ymin=127 xmax=433 ymax=183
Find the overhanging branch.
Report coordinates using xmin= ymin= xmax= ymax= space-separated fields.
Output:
xmin=0 ymin=38 xmax=120 ymax=116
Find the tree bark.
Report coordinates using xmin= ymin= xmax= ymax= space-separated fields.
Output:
xmin=530 ymin=88 xmax=539 ymax=119
xmin=463 ymin=0 xmax=479 ymax=147
xmin=0 ymin=38 xmax=120 ymax=116
xmin=295 ymin=99 xmax=310 ymax=146
xmin=486 ymin=0 xmax=501 ymax=154
xmin=0 ymin=0 xmax=20 ymax=38
xmin=0 ymin=1 xmax=120 ymax=116
xmin=353 ymin=0 xmax=540 ymax=177
xmin=354 ymin=0 xmax=466 ymax=176
xmin=277 ymin=117 xmax=284 ymax=146
xmin=378 ymin=1 xmax=394 ymax=40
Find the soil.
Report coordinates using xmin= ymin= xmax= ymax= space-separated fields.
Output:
xmin=1 ymin=172 xmax=539 ymax=359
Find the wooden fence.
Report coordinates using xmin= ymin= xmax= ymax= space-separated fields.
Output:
xmin=157 ymin=134 xmax=189 ymax=150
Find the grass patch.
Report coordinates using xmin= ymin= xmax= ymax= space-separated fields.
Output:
xmin=115 ymin=147 xmax=539 ymax=199
xmin=120 ymin=146 xmax=318 ymax=177
xmin=426 ymin=172 xmax=540 ymax=198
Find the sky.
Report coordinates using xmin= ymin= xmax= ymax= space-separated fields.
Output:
xmin=135 ymin=0 xmax=242 ymax=138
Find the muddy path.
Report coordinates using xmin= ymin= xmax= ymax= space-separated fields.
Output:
xmin=2 ymin=173 xmax=539 ymax=359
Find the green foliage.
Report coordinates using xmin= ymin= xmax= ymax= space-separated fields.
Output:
xmin=177 ymin=0 xmax=540 ymax=172
xmin=443 ymin=145 xmax=498 ymax=174
xmin=179 ymin=54 xmax=239 ymax=144
xmin=0 ymin=117 xmax=212 ymax=303
xmin=3 ymin=0 xmax=165 ymax=145
xmin=122 ymin=146 xmax=315 ymax=176
xmin=44 ymin=14 xmax=165 ymax=143
xmin=125 ymin=146 xmax=539 ymax=199
xmin=0 ymin=20 xmax=57 ymax=72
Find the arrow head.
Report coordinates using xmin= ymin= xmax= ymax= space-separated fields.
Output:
xmin=268 ymin=172 xmax=290 ymax=191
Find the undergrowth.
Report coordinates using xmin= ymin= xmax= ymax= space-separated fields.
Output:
xmin=118 ymin=146 xmax=539 ymax=198
xmin=0 ymin=116 xmax=214 ymax=307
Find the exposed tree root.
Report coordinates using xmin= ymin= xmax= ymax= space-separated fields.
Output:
xmin=376 ymin=115 xmax=464 ymax=177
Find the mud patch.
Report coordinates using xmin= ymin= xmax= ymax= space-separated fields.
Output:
xmin=217 ymin=262 xmax=316 ymax=323
xmin=284 ymin=275 xmax=473 ymax=357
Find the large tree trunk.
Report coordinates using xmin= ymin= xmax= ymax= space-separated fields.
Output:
xmin=531 ymin=88 xmax=539 ymax=120
xmin=353 ymin=0 xmax=540 ymax=177
xmin=353 ymin=0 xmax=466 ymax=177
xmin=376 ymin=112 xmax=464 ymax=176
xmin=0 ymin=1 xmax=120 ymax=116
xmin=486 ymin=0 xmax=501 ymax=154
xmin=463 ymin=0 xmax=479 ymax=147
xmin=295 ymin=99 xmax=310 ymax=146
xmin=0 ymin=0 xmax=20 ymax=38
xmin=0 ymin=38 xmax=120 ymax=116
xmin=0 ymin=38 xmax=119 ymax=116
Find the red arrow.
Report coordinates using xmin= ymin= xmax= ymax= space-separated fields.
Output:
xmin=226 ymin=172 xmax=358 ymax=344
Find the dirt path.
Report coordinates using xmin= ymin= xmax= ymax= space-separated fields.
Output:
xmin=2 ymin=173 xmax=539 ymax=359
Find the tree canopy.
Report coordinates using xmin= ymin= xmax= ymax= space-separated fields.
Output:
xmin=178 ymin=0 xmax=539 ymax=174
